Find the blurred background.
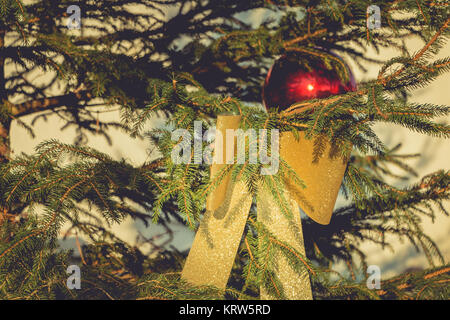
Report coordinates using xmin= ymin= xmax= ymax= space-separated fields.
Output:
xmin=8 ymin=6 xmax=450 ymax=280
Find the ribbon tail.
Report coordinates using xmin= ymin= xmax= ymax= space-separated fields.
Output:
xmin=181 ymin=180 xmax=252 ymax=290
xmin=257 ymin=184 xmax=313 ymax=300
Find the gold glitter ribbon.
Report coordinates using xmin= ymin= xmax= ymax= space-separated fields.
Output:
xmin=257 ymin=185 xmax=313 ymax=300
xmin=181 ymin=115 xmax=250 ymax=289
xmin=181 ymin=179 xmax=252 ymax=289
xmin=280 ymin=131 xmax=348 ymax=225
xmin=181 ymin=115 xmax=348 ymax=299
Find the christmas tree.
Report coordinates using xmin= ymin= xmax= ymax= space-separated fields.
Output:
xmin=0 ymin=0 xmax=449 ymax=300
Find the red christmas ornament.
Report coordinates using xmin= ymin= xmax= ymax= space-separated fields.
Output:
xmin=262 ymin=52 xmax=357 ymax=111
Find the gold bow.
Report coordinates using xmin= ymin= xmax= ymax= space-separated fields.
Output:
xmin=181 ymin=115 xmax=348 ymax=299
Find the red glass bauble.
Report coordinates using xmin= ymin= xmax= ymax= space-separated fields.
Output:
xmin=262 ymin=52 xmax=357 ymax=111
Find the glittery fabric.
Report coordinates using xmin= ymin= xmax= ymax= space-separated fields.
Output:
xmin=280 ymin=132 xmax=348 ymax=225
xmin=182 ymin=116 xmax=345 ymax=299
xmin=257 ymin=185 xmax=313 ymax=300
xmin=183 ymin=115 xmax=250 ymax=289
xmin=181 ymin=180 xmax=252 ymax=289
xmin=206 ymin=115 xmax=242 ymax=212
xmin=206 ymin=116 xmax=348 ymax=225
